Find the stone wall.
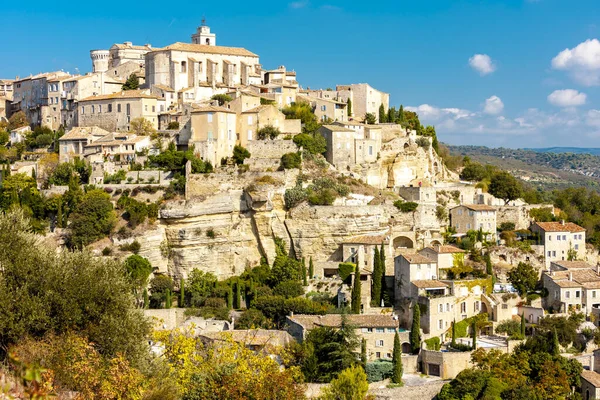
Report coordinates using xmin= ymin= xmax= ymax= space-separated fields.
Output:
xmin=421 ymin=349 xmax=474 ymax=379
xmin=496 ymin=204 xmax=554 ymax=230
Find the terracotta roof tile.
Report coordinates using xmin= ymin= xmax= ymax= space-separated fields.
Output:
xmin=582 ymin=370 xmax=600 ymax=388
xmin=534 ymin=221 xmax=585 ymax=233
xmin=454 ymin=204 xmax=497 ymax=212
xmin=157 ymin=42 xmax=258 ymax=58
xmin=551 ymin=261 xmax=593 ymax=270
xmin=344 ymin=234 xmax=387 ymax=245
xmin=425 ymin=245 xmax=465 ymax=254
xmin=79 ymin=90 xmax=159 ymax=102
xmin=411 ymin=280 xmax=449 ymax=289
xmin=191 ymin=105 xmax=236 ymax=114
xmin=59 ymin=126 xmax=110 ymax=141
xmin=400 ymin=253 xmax=435 ymax=264
xmin=320 ymin=124 xmax=355 ymax=133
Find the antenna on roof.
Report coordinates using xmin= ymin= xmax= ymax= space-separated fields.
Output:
xmin=201 ymin=15 xmax=207 ymax=26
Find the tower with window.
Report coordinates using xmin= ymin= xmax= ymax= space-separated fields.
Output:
xmin=191 ymin=18 xmax=216 ymax=46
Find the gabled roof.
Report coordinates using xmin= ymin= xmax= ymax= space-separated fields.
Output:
xmin=551 ymin=260 xmax=593 ymax=270
xmin=320 ymin=124 xmax=355 ymax=133
xmin=59 ymin=126 xmax=110 ymax=141
xmin=153 ymin=84 xmax=175 ymax=92
xmin=156 ymin=42 xmax=258 ymax=58
xmin=79 ymin=90 xmax=159 ymax=102
xmin=191 ymin=105 xmax=236 ymax=114
xmin=344 ymin=234 xmax=387 ymax=245
xmin=453 ymin=204 xmax=496 ymax=212
xmin=582 ymin=370 xmax=600 ymax=388
xmin=241 ymin=104 xmax=279 ymax=114
xmin=534 ymin=221 xmax=585 ymax=233
xmin=423 ymin=245 xmax=465 ymax=254
xmin=110 ymin=43 xmax=156 ymax=51
xmin=399 ymin=253 xmax=435 ymax=264
xmin=201 ymin=330 xmax=293 ymax=348
xmin=411 ymin=280 xmax=449 ymax=289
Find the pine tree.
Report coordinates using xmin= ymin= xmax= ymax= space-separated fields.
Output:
xmin=451 ymin=319 xmax=456 ymax=347
xmin=410 ymin=304 xmax=421 ymax=354
xmin=143 ymin=289 xmax=149 ymax=309
xmin=392 ymin=332 xmax=403 ymax=384
xmin=351 ymin=266 xmax=362 ymax=314
xmin=179 ymin=278 xmax=185 ymax=308
xmin=122 ymin=74 xmax=140 ymax=90
xmin=360 ymin=338 xmax=367 ymax=369
xmin=378 ymin=104 xmax=387 ymax=123
xmin=308 ymin=256 xmax=314 ymax=279
xmin=371 ymin=246 xmax=382 ymax=307
xmin=302 ymin=257 xmax=308 ymax=286
xmin=471 ymin=320 xmax=477 ymax=349
xmin=234 ymin=280 xmax=242 ymax=309
xmin=380 ymin=243 xmax=387 ymax=306
xmin=551 ymin=328 xmax=560 ymax=355
xmin=227 ymin=286 xmax=233 ymax=309
xmin=520 ymin=313 xmax=526 ymax=338
xmin=347 ymin=98 xmax=352 ymax=117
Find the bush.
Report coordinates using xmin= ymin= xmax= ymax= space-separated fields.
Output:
xmin=365 ymin=360 xmax=394 ymax=383
xmin=425 ymin=336 xmax=441 ymax=351
xmin=235 ymin=309 xmax=272 ymax=329
xmin=273 ymin=280 xmax=305 ymax=298
xmin=394 ymin=200 xmax=418 ymax=212
xmin=338 ymin=262 xmax=356 ymax=281
xmin=211 ymin=94 xmax=232 ymax=106
xmin=104 ymin=169 xmax=127 ymax=184
xmin=167 ymin=121 xmax=180 ymax=130
xmin=416 ymin=137 xmax=430 ymax=149
xmin=281 ymin=152 xmax=302 ymax=169
xmin=206 ymin=228 xmax=216 ymax=239
xmin=293 ymin=133 xmax=327 ymax=155
xmin=499 ymin=222 xmax=516 ymax=232
xmin=232 ymin=145 xmax=251 ymax=165
xmin=119 ymin=240 xmax=141 ymax=254
xmin=308 ymin=188 xmax=336 ymax=205
xmin=257 ymin=125 xmax=281 ymax=140
xmin=68 ymin=189 xmax=116 ymax=249
xmin=102 ymin=247 xmax=112 ymax=256
xmin=284 ymin=186 xmax=308 ymax=209
xmin=496 ymin=319 xmax=521 ymax=337
xmin=449 ymin=342 xmax=472 ymax=352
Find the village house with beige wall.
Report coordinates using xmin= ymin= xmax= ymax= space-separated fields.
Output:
xmin=541 ymin=260 xmax=600 ymax=314
xmin=318 ymin=124 xmax=380 ymax=170
xmin=58 ymin=126 xmax=110 ymax=163
xmin=450 ymin=204 xmax=497 ymax=238
xmin=419 ymin=244 xmax=465 ymax=278
xmin=189 ymin=105 xmax=237 ymax=166
xmin=531 ymin=221 xmax=586 ymax=269
xmin=78 ymin=90 xmax=162 ymax=132
xmin=298 ymin=94 xmax=347 ymax=123
xmin=237 ymin=104 xmax=301 ymax=147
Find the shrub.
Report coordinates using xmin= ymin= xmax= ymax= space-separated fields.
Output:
xmin=257 ymin=125 xmax=281 ymax=140
xmin=449 ymin=342 xmax=472 ymax=352
xmin=284 ymin=186 xmax=307 ymax=209
xmin=436 ymin=205 xmax=448 ymax=221
xmin=365 ymin=360 xmax=394 ymax=383
xmin=232 ymin=145 xmax=251 ymax=165
xmin=293 ymin=133 xmax=327 ymax=154
xmin=425 ymin=336 xmax=441 ymax=351
xmin=211 ymin=94 xmax=232 ymax=105
xmin=308 ymin=188 xmax=336 ymax=205
xmin=338 ymin=262 xmax=356 ymax=281
xmin=273 ymin=280 xmax=305 ymax=298
xmin=499 ymin=222 xmax=516 ymax=232
xmin=102 ymin=247 xmax=112 ymax=256
xmin=496 ymin=319 xmax=521 ymax=337
xmin=206 ymin=228 xmax=216 ymax=239
xmin=235 ymin=309 xmax=272 ymax=329
xmin=281 ymin=152 xmax=302 ymax=169
xmin=394 ymin=200 xmax=418 ymax=212
xmin=119 ymin=240 xmax=141 ymax=254
xmin=167 ymin=121 xmax=180 ymax=130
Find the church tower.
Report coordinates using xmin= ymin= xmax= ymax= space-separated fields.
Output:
xmin=191 ymin=18 xmax=216 ymax=46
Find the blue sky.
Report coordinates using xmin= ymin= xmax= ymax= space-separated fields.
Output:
xmin=1 ymin=0 xmax=599 ymax=148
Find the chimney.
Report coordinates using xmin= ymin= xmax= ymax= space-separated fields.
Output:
xmin=569 ymin=272 xmax=573 ymax=281
xmin=230 ymin=317 xmax=235 ymax=330
xmin=596 ymin=265 xmax=600 ymax=275
xmin=145 ymin=44 xmax=152 ymax=48
xmin=290 ymin=311 xmax=294 ymax=318
xmin=561 ymin=220 xmax=565 ymax=226
xmin=124 ymin=41 xmax=132 ymax=46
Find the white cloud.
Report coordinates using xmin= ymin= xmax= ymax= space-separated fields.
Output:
xmin=289 ymin=1 xmax=308 ymax=9
xmin=586 ymin=110 xmax=600 ymax=127
xmin=551 ymin=39 xmax=600 ymax=86
xmin=483 ymin=96 xmax=504 ymax=115
xmin=547 ymin=89 xmax=587 ymax=107
xmin=468 ymin=54 xmax=496 ymax=76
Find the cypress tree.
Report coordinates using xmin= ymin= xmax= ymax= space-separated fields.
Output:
xmin=179 ymin=278 xmax=185 ymax=308
xmin=371 ymin=246 xmax=382 ymax=307
xmin=520 ymin=313 xmax=526 ymax=338
xmin=347 ymin=98 xmax=352 ymax=117
xmin=351 ymin=266 xmax=362 ymax=314
xmin=143 ymin=289 xmax=149 ymax=309
xmin=398 ymin=105 xmax=405 ymax=124
xmin=56 ymin=198 xmax=63 ymax=229
xmin=552 ymin=328 xmax=560 ymax=355
xmin=388 ymin=107 xmax=396 ymax=124
xmin=380 ymin=243 xmax=387 ymax=306
xmin=308 ymin=256 xmax=314 ymax=279
xmin=361 ymin=338 xmax=367 ymax=369
xmin=485 ymin=252 xmax=493 ymax=276
xmin=165 ymin=289 xmax=172 ymax=309
xmin=392 ymin=332 xmax=403 ymax=384
xmin=234 ymin=280 xmax=242 ymax=309
xmin=451 ymin=319 xmax=456 ymax=347
xmin=471 ymin=320 xmax=477 ymax=349
xmin=302 ymin=257 xmax=308 ymax=286
xmin=378 ymin=104 xmax=387 ymax=123
xmin=227 ymin=286 xmax=233 ymax=309
xmin=410 ymin=304 xmax=421 ymax=354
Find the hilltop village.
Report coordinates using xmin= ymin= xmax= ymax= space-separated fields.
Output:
xmin=1 ymin=21 xmax=600 ymax=399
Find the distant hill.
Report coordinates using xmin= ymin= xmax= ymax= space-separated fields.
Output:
xmin=447 ymin=145 xmax=600 ymax=191
xmin=525 ymin=147 xmax=600 ymax=156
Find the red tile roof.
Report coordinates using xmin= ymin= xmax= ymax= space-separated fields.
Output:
xmin=534 ymin=221 xmax=585 ymax=233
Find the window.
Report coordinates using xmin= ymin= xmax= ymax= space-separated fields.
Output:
xmin=375 ymin=328 xmax=385 ymax=333
xmin=118 ymin=104 xmax=122 ymax=112
xmin=461 ymin=302 xmax=466 ymax=313
xmin=369 ymin=146 xmax=373 ymax=156
xmin=576 ymin=291 xmax=581 ymax=298
xmin=439 ymin=320 xmax=443 ymax=329
xmin=557 ymin=235 xmax=561 ymax=241
xmin=376 ymin=352 xmax=381 ymax=358
xmin=575 ymin=244 xmax=579 ymax=250
xmin=502 ymin=304 xmax=508 ymax=309
xmin=376 ymin=340 xmax=384 ymax=347
xmin=208 ymin=113 xmax=213 ymax=123
xmin=562 ymin=235 xmax=567 ymax=240
xmin=126 ymin=103 xmax=131 ymax=115
xmin=552 ymin=251 xmax=556 ymax=257
xmin=152 ymin=106 xmax=155 ymax=112
xmin=446 ymin=303 xmax=450 ymax=312
xmin=181 ymin=61 xmax=187 ymax=73
xmin=547 ymin=251 xmax=551 ymax=257
xmin=145 ymin=105 xmax=148 ymax=112
xmin=108 ymin=104 xmax=112 ymax=112
xmin=248 ymin=130 xmax=253 ymax=140
xmin=457 ymin=209 xmax=463 ymax=216
xmin=99 ymin=105 xmax=102 ymax=113
xmin=439 ymin=304 xmax=443 ymax=313
xmin=207 ymin=131 xmax=213 ymax=140
xmin=387 ymin=328 xmax=395 ymax=333
xmin=361 ymin=328 xmax=369 ymax=333
xmin=321 ymin=105 xmax=326 ymax=111
xmin=554 ymin=290 xmax=559 ymax=299
xmin=566 ymin=291 xmax=570 ymax=299
xmin=248 ymin=115 xmax=253 ymax=124
xmin=475 ymin=301 xmax=480 ymax=312
xmin=91 ymin=105 xmax=95 ymax=114
xmin=593 ymin=291 xmax=597 ymax=298
xmin=367 ymin=328 xmax=373 ymax=333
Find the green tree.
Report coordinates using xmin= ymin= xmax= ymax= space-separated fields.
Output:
xmin=371 ymin=246 xmax=382 ymax=307
xmin=186 ymin=269 xmax=218 ymax=307
xmin=484 ymin=252 xmax=493 ymax=276
xmin=124 ymin=255 xmax=153 ymax=293
xmin=380 ymin=243 xmax=387 ymax=305
xmin=360 ymin=338 xmax=367 ymax=369
xmin=507 ymin=262 xmax=538 ymax=296
xmin=227 ymin=286 xmax=233 ymax=309
xmin=320 ymin=365 xmax=369 ymax=400
xmin=302 ymin=258 xmax=308 ymax=286
xmin=309 ymin=256 xmax=314 ymax=279
xmin=351 ymin=267 xmax=362 ymax=314
xmin=521 ymin=313 xmax=526 ymax=338
xmin=8 ymin=111 xmax=28 ymax=131
xmin=232 ymin=145 xmax=251 ymax=165
xmin=293 ymin=133 xmax=327 ymax=155
xmin=397 ymin=105 xmax=405 ymax=124
xmin=211 ymin=94 xmax=232 ymax=106
xmin=364 ymin=113 xmax=376 ymax=125
xmin=234 ymin=280 xmax=242 ymax=309
xmin=179 ymin=278 xmax=185 ymax=308
xmin=388 ymin=107 xmax=396 ymax=124
xmin=281 ymin=152 xmax=302 ymax=169
xmin=257 ymin=125 xmax=281 ymax=140
xmin=68 ymin=189 xmax=116 ymax=248
xmin=378 ymin=104 xmax=387 ymax=123
xmin=122 ymin=74 xmax=139 ymax=90
xmin=551 ymin=328 xmax=560 ymax=355
xmin=282 ymin=101 xmax=320 ymax=134
xmin=489 ymin=171 xmax=523 ymax=205
xmin=391 ymin=332 xmax=403 ymax=384
xmin=472 ymin=320 xmax=477 ymax=349
xmin=130 ymin=117 xmax=156 ymax=136
xmin=347 ymin=98 xmax=352 ymax=117
xmin=410 ymin=304 xmax=421 ymax=354
xmin=165 ymin=289 xmax=172 ymax=309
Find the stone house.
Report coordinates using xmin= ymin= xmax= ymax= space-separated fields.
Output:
xmin=263 ymin=66 xmax=298 ymax=87
xmin=237 ymin=104 xmax=301 ymax=147
xmin=318 ymin=124 xmax=380 ymax=170
xmin=78 ymin=90 xmax=162 ymax=132
xmin=582 ymin=369 xmax=600 ymax=400
xmin=541 ymin=260 xmax=600 ymax=314
xmin=200 ymin=329 xmax=294 ymax=355
xmin=449 ymin=204 xmax=497 ymax=237
xmin=419 ymin=245 xmax=465 ymax=277
xmin=249 ymin=83 xmax=297 ymax=108
xmin=342 ymin=234 xmax=387 ymax=276
xmin=227 ymin=90 xmax=262 ymax=114
xmin=334 ymin=83 xmax=389 ymax=122
xmin=394 ymin=253 xmax=439 ymax=299
xmin=285 ymin=314 xmax=412 ymax=360
xmin=9 ymin=126 xmax=30 ymax=145
xmin=298 ymin=94 xmax=347 ymax=123
xmin=531 ymin=221 xmax=586 ymax=269
xmin=84 ymin=133 xmax=151 ymax=163
xmin=0 ymin=79 xmax=14 ymax=100
xmin=189 ymin=105 xmax=237 ymax=166
xmin=151 ymin=84 xmax=177 ymax=113
xmin=58 ymin=126 xmax=111 ymax=163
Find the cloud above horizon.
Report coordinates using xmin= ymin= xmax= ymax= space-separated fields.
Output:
xmin=288 ymin=1 xmax=308 ymax=9
xmin=469 ymin=54 xmax=496 ymax=76
xmin=547 ymin=89 xmax=587 ymax=107
xmin=552 ymin=39 xmax=600 ymax=86
xmin=483 ymin=96 xmax=504 ymax=115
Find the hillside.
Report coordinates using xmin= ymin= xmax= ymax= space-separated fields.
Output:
xmin=526 ymin=147 xmax=600 ymax=156
xmin=447 ymin=145 xmax=600 ymax=191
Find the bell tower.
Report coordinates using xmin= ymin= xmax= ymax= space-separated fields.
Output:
xmin=191 ymin=17 xmax=216 ymax=46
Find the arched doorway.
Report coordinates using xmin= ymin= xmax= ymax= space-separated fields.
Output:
xmin=430 ymin=240 xmax=442 ymax=247
xmin=401 ymin=342 xmax=411 ymax=354
xmin=394 ymin=236 xmax=414 ymax=249
xmin=404 ymin=142 xmax=410 ymax=149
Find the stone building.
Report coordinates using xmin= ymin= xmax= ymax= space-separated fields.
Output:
xmin=237 ymin=104 xmax=301 ymax=147
xmin=285 ymin=314 xmax=411 ymax=360
xmin=318 ymin=124 xmax=381 ymax=170
xmin=0 ymin=79 xmax=14 ymax=100
xmin=249 ymin=83 xmax=297 ymax=107
xmin=541 ymin=260 xmax=600 ymax=314
xmin=531 ymin=221 xmax=586 ymax=269
xmin=419 ymin=245 xmax=465 ymax=274
xmin=78 ymin=90 xmax=162 ymax=132
xmin=341 ymin=234 xmax=387 ymax=276
xmin=335 ymin=83 xmax=389 ymax=122
xmin=298 ymin=94 xmax=347 ymax=123
xmin=58 ymin=126 xmax=111 ymax=163
xmin=581 ymin=350 xmax=600 ymax=400
xmin=449 ymin=204 xmax=497 ymax=237
xmin=84 ymin=133 xmax=151 ymax=163
xmin=91 ymin=42 xmax=156 ymax=73
xmin=189 ymin=105 xmax=237 ymax=166
xmin=263 ymin=66 xmax=298 ymax=87
xmin=394 ymin=253 xmax=439 ymax=299
xmin=10 ymin=126 xmax=30 ymax=145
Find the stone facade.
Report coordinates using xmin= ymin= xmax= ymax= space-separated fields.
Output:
xmin=420 ymin=349 xmax=474 ymax=379
xmin=319 ymin=124 xmax=380 ymax=170
xmin=450 ymin=204 xmax=497 ymax=237
xmin=298 ymin=94 xmax=347 ymax=123
xmin=531 ymin=221 xmax=586 ymax=269
xmin=238 ymin=104 xmax=301 ymax=147
xmin=189 ymin=105 xmax=237 ymax=166
xmin=541 ymin=261 xmax=600 ymax=314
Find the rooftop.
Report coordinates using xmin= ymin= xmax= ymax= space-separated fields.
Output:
xmin=157 ymin=42 xmax=258 ymax=58
xmin=399 ymin=253 xmax=435 ymax=264
xmin=454 ymin=204 xmax=497 ymax=212
xmin=551 ymin=260 xmax=593 ymax=270
xmin=412 ymin=280 xmax=449 ymax=289
xmin=546 ymin=268 xmax=600 ymax=288
xmin=201 ymin=330 xmax=294 ymax=347
xmin=79 ymin=90 xmax=159 ymax=102
xmin=534 ymin=221 xmax=585 ymax=233
xmin=424 ymin=245 xmax=465 ymax=254
xmin=344 ymin=234 xmax=387 ymax=245
xmin=59 ymin=126 xmax=110 ymax=141
xmin=582 ymin=370 xmax=600 ymax=388
xmin=320 ymin=124 xmax=355 ymax=133
xmin=288 ymin=314 xmax=399 ymax=330
xmin=191 ymin=105 xmax=236 ymax=114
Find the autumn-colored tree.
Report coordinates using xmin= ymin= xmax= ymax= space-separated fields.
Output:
xmin=8 ymin=111 xmax=28 ymax=131
xmin=130 ymin=117 xmax=156 ymax=136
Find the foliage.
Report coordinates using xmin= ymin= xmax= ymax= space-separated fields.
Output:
xmin=347 ymin=98 xmax=352 ymax=116
xmin=148 ymin=143 xmax=212 ymax=173
xmin=185 ymin=269 xmax=218 ymax=307
xmin=281 ymin=152 xmax=302 ymax=169
xmin=130 ymin=117 xmax=156 ymax=136
xmin=495 ymin=319 xmax=521 ymax=338
xmin=489 ymin=171 xmax=523 ymax=204
xmin=415 ymin=137 xmax=430 ymax=149
xmin=459 ymin=162 xmax=492 ymax=182
xmin=320 ymin=365 xmax=370 ymax=400
xmin=371 ymin=247 xmax=382 ymax=307
xmin=167 ymin=121 xmax=180 ymax=130
xmin=366 ymin=360 xmax=393 ymax=383
xmin=210 ymin=94 xmax=232 ymax=106
xmin=507 ymin=262 xmax=538 ymax=296
xmin=424 ymin=336 xmax=441 ymax=351
xmin=410 ymin=304 xmax=421 ymax=354
xmin=338 ymin=262 xmax=356 ymax=281
xmin=235 ymin=309 xmax=273 ymax=329
xmin=122 ymin=74 xmax=140 ymax=90
xmin=149 ymin=275 xmax=175 ymax=308
xmin=285 ymin=185 xmax=308 ymax=209
xmin=124 ymin=254 xmax=153 ymax=292
xmin=351 ymin=266 xmax=362 ymax=314
xmin=499 ymin=222 xmax=516 ymax=232
xmin=232 ymin=145 xmax=251 ymax=165
xmin=392 ymin=332 xmax=404 ymax=384
xmin=258 ymin=125 xmax=282 ymax=140
xmin=364 ymin=113 xmax=376 ymax=125
xmin=393 ymin=200 xmax=418 ymax=212
xmin=293 ymin=133 xmax=327 ymax=155
xmin=68 ymin=189 xmax=116 ymax=248
xmin=282 ymin=101 xmax=320 ymax=134
xmin=8 ymin=111 xmax=28 ymax=131
xmin=273 ymin=280 xmax=305 ymax=298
